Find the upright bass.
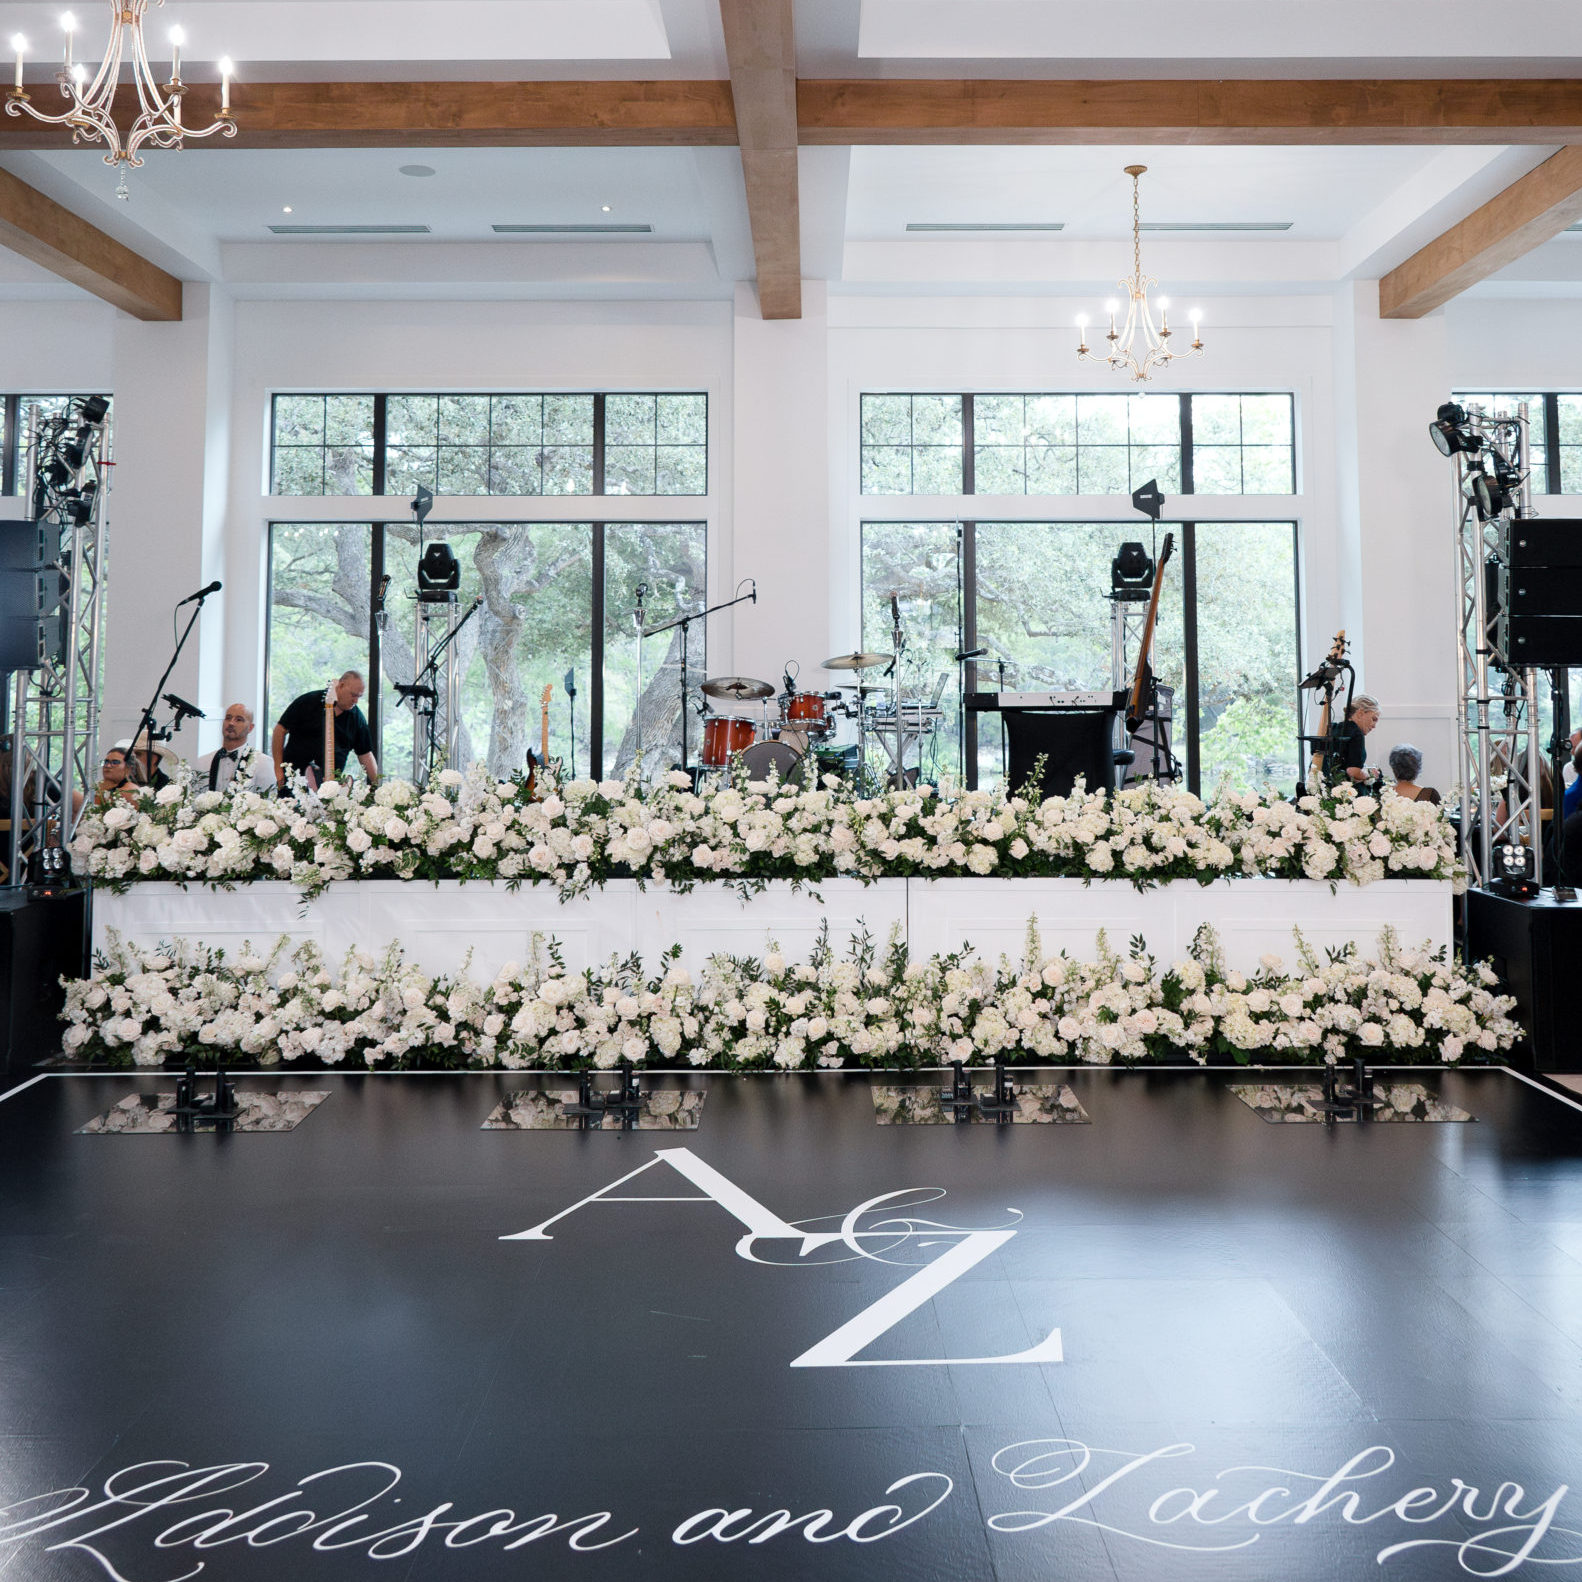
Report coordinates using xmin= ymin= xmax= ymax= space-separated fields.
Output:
xmin=1126 ymin=532 xmax=1174 ymax=736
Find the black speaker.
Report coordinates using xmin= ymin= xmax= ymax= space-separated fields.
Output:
xmin=0 ymin=521 xmax=41 ymax=673
xmin=1498 ymin=521 xmax=1582 ymax=665
xmin=1510 ymin=520 xmax=1582 ymax=569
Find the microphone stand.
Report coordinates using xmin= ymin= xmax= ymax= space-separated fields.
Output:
xmin=395 ymin=595 xmax=483 ymax=781
xmin=641 ymin=586 xmax=757 ymax=773
xmin=633 ymin=585 xmax=648 ymax=779
xmin=136 ymin=587 xmax=215 ymax=781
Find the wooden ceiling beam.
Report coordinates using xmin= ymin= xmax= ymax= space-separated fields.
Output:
xmin=0 ymin=166 xmax=181 ymax=321
xmin=1380 ymin=144 xmax=1582 ymax=318
xmin=718 ymin=0 xmax=801 ymax=319
xmin=0 ymin=80 xmax=739 ymax=150
xmin=796 ymin=78 xmax=1582 ymax=144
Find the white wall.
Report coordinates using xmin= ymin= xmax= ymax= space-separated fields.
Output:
xmin=0 ymin=280 xmax=1494 ymax=791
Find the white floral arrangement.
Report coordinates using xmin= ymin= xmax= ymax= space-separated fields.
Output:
xmin=69 ymin=763 xmax=1464 ymax=899
xmin=62 ymin=921 xmax=1517 ymax=1073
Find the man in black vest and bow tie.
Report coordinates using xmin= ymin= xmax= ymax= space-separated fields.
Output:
xmin=197 ymin=703 xmax=274 ymax=795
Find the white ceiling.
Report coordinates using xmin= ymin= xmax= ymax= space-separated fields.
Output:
xmin=1 ymin=0 xmax=1579 ymax=304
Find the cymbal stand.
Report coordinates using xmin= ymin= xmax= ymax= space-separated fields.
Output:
xmin=641 ymin=582 xmax=757 ymax=774
xmin=632 ymin=583 xmax=647 ymax=778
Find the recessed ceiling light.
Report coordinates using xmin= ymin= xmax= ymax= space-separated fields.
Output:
xmin=601 ymin=204 xmax=612 ymax=213
xmin=400 ymin=164 xmax=436 ymax=178
xmin=905 ymin=222 xmax=1064 ymax=232
xmin=1139 ymin=221 xmax=1293 ymax=232
xmin=282 ymin=205 xmax=292 ymax=214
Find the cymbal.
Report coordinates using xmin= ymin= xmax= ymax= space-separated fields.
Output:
xmin=823 ymin=651 xmax=894 ymax=672
xmin=701 ymin=674 xmax=774 ymax=701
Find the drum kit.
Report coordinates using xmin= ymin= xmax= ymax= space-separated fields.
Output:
xmin=697 ymin=649 xmax=944 ymax=788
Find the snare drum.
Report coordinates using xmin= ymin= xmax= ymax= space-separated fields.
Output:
xmin=702 ymin=714 xmax=756 ymax=767
xmin=781 ymin=690 xmax=834 ymax=740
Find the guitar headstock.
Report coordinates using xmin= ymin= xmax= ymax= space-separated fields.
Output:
xmin=1158 ymin=531 xmax=1175 ymax=568
xmin=1327 ymin=628 xmax=1348 ymax=664
xmin=541 ymin=684 xmax=554 ymax=710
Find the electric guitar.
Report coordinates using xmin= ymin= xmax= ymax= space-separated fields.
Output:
xmin=1308 ymin=630 xmax=1349 ymax=785
xmin=301 ymin=679 xmax=338 ymax=792
xmin=1126 ymin=533 xmax=1175 ymax=735
xmin=525 ymin=683 xmax=554 ymax=799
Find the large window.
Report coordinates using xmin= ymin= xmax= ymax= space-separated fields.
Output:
xmin=1 ymin=394 xmax=113 ymax=496
xmin=270 ymin=392 xmax=708 ymax=498
xmin=266 ymin=520 xmax=705 ymax=780
xmin=860 ymin=391 xmax=1294 ymax=498
xmin=861 ymin=519 xmax=1301 ymax=796
xmin=1450 ymin=392 xmax=1582 ymax=495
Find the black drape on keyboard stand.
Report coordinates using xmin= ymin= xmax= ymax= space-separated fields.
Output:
xmin=1003 ymin=707 xmax=1120 ymax=798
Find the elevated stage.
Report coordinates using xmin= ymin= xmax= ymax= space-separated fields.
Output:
xmin=2 ymin=1065 xmax=1580 ymax=1581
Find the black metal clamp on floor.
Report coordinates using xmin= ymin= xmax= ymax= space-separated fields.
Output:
xmin=561 ymin=1061 xmax=644 ymax=1131
xmin=1308 ymin=1056 xmax=1381 ymax=1120
xmin=941 ymin=1060 xmax=1018 ymax=1124
xmin=172 ymin=1065 xmax=239 ymax=1134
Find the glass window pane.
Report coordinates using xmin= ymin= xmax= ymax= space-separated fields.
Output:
xmin=861 ymin=394 xmax=912 ymax=447
xmin=543 ymin=395 xmax=595 ymax=444
xmin=438 ymin=395 xmax=490 ymax=447
xmin=1130 ymin=444 xmax=1180 ymax=494
xmin=913 ymin=445 xmax=964 ymax=495
xmin=437 ymin=446 xmax=489 ymax=495
xmin=1557 ymin=395 xmax=1582 ymax=447
xmin=1024 ymin=394 xmax=1076 ymax=447
xmin=604 ymin=522 xmax=707 ymax=775
xmin=266 ymin=523 xmax=371 ymax=759
xmin=1560 ymin=447 xmax=1582 ymax=495
xmin=1239 ymin=395 xmax=1291 ymax=446
xmin=324 ymin=395 xmax=373 ymax=447
xmin=384 ymin=446 xmax=437 ymax=496
xmin=973 ymin=395 xmax=1025 ymax=447
xmin=1190 ymin=394 xmax=1240 ymax=445
xmin=542 ymin=446 xmax=595 ymax=494
xmin=655 ymin=445 xmax=707 ymax=495
xmin=381 ymin=522 xmax=595 ymax=780
xmin=1193 ymin=521 xmax=1300 ymax=795
xmin=862 ymin=446 xmax=913 ymax=495
xmin=1024 ymin=444 xmax=1077 ymax=494
xmin=1240 ymin=445 xmax=1295 ymax=494
xmin=273 ymin=395 xmax=324 ymax=446
xmin=606 ymin=393 xmax=657 ymax=447
xmin=386 ymin=395 xmax=438 ymax=446
xmin=490 ymin=395 xmax=542 ymax=447
xmin=973 ymin=446 xmax=1025 ymax=494
xmin=1192 ymin=446 xmax=1242 ymax=495
xmin=1127 ymin=393 xmax=1180 ymax=445
xmin=1077 ymin=446 xmax=1129 ymax=495
xmin=1076 ymin=395 xmax=1130 ymax=446
xmin=271 ymin=447 xmax=323 ymax=496
xmin=323 ymin=446 xmax=374 ymax=495
xmin=656 ymin=393 xmax=707 ymax=445
xmin=861 ymin=522 xmax=963 ymax=785
xmin=604 ymin=445 xmax=657 ymax=496
xmin=488 ymin=447 xmax=542 ymax=495
xmin=910 ymin=395 xmax=963 ymax=447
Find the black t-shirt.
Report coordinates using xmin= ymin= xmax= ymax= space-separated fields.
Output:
xmin=278 ymin=691 xmax=373 ymax=775
xmin=1325 ymin=718 xmax=1368 ymax=781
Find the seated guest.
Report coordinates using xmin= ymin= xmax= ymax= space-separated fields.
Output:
xmin=1564 ymin=736 xmax=1582 ymax=823
xmin=1328 ymin=693 xmax=1382 ymax=785
xmin=94 ymin=746 xmax=146 ymax=804
xmin=1386 ymin=744 xmax=1440 ymax=805
xmin=197 ymin=703 xmax=275 ymax=794
xmin=126 ymin=731 xmax=178 ymax=793
xmin=272 ymin=671 xmax=380 ymax=791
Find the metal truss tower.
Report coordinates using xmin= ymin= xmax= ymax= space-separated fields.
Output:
xmin=7 ymin=399 xmax=111 ymax=886
xmin=1447 ymin=402 xmax=1544 ymax=900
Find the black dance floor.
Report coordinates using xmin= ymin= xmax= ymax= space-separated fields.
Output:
xmin=4 ymin=1066 xmax=1582 ymax=1581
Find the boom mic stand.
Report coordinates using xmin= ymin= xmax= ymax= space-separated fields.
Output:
xmin=135 ymin=584 xmax=218 ymax=779
xmin=640 ymin=581 xmax=757 ymax=772
xmin=396 ymin=594 xmax=483 ymax=783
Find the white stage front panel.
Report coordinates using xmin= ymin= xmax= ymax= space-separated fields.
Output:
xmin=91 ymin=877 xmax=1454 ymax=981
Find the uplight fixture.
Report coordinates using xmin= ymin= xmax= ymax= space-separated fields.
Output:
xmin=1077 ymin=165 xmax=1205 ymax=382
xmin=5 ymin=0 xmax=236 ymax=198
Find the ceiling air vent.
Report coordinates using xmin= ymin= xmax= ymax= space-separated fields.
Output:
xmin=268 ymin=224 xmax=433 ymax=235
xmin=1139 ymin=222 xmax=1293 ymax=232
xmin=905 ymin=222 xmax=1064 ymax=232
xmin=492 ymin=223 xmax=653 ymax=234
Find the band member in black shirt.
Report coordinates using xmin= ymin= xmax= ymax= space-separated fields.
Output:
xmin=1328 ymin=693 xmax=1382 ymax=787
xmin=271 ymin=671 xmax=380 ymax=791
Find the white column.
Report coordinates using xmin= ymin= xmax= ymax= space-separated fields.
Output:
xmin=105 ymin=284 xmax=234 ymax=761
xmin=729 ymin=280 xmax=830 ymax=690
xmin=1333 ymin=280 xmax=1455 ymax=786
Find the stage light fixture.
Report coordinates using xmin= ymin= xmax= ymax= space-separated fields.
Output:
xmin=1429 ymin=402 xmax=1483 ymax=458
xmin=75 ymin=395 xmax=108 ymax=424
xmin=417 ymin=540 xmax=460 ymax=601
xmin=58 ymin=436 xmax=87 ymax=471
xmin=1111 ymin=541 xmax=1154 ymax=598
xmin=42 ymin=458 xmax=71 ymax=490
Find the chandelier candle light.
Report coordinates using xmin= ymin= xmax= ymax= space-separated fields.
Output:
xmin=7 ymin=0 xmax=235 ymax=198
xmin=1077 ymin=165 xmax=1204 ymax=382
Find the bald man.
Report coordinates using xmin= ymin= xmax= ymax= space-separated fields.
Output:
xmin=197 ymin=703 xmax=275 ymax=794
xmin=272 ymin=671 xmax=380 ymax=790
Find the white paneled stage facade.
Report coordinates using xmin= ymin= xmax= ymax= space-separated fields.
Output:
xmin=93 ymin=878 xmax=1452 ymax=983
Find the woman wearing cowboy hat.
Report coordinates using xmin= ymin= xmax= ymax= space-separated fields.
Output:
xmin=123 ymin=731 xmax=179 ymax=793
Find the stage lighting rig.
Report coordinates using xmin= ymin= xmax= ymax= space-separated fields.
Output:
xmin=1111 ymin=541 xmax=1154 ymax=601
xmin=417 ymin=541 xmax=460 ymax=602
xmin=1429 ymin=402 xmax=1483 ymax=459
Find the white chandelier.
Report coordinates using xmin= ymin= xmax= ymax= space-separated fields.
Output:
xmin=7 ymin=0 xmax=235 ymax=199
xmin=1077 ymin=165 xmax=1204 ymax=383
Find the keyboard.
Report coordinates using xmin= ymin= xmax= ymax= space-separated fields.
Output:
xmin=965 ymin=690 xmax=1127 ymax=711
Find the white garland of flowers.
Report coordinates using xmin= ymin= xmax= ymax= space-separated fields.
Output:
xmin=63 ymin=921 xmax=1517 ymax=1073
xmin=69 ymin=763 xmax=1464 ymax=898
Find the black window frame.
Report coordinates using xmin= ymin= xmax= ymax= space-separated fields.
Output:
xmin=268 ymin=391 xmax=710 ymax=500
xmin=859 ymin=390 xmax=1296 ymax=499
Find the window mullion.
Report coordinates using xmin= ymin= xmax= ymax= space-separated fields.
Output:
xmin=1181 ymin=520 xmax=1201 ymax=797
xmin=590 ymin=521 xmax=606 ymax=779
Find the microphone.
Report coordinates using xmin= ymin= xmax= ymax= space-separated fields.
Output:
xmin=163 ymin=692 xmax=204 ymax=720
xmin=176 ymin=580 xmax=222 ymax=607
xmin=751 ymin=580 xmax=758 ymax=604
xmin=890 ymin=593 xmax=901 ymax=627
